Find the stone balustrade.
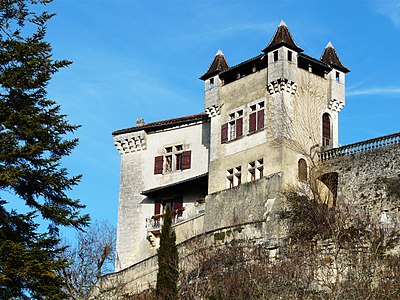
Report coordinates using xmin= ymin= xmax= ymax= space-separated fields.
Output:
xmin=319 ymin=132 xmax=400 ymax=162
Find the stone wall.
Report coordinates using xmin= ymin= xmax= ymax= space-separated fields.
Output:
xmin=204 ymin=173 xmax=287 ymax=244
xmin=322 ymin=142 xmax=400 ymax=221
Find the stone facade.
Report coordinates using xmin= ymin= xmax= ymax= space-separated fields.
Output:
xmin=102 ymin=20 xmax=398 ymax=297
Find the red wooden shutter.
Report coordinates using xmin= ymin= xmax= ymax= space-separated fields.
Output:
xmin=181 ymin=150 xmax=191 ymax=170
xmin=154 ymin=156 xmax=163 ymax=174
xmin=221 ymin=123 xmax=228 ymax=143
xmin=236 ymin=117 xmax=243 ymax=138
xmin=173 ymin=198 xmax=183 ymax=216
xmin=154 ymin=201 xmax=161 ymax=215
xmin=249 ymin=112 xmax=256 ymax=133
xmin=257 ymin=109 xmax=264 ymax=130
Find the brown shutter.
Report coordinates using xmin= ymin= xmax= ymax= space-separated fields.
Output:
xmin=154 ymin=156 xmax=163 ymax=174
xmin=173 ymin=198 xmax=184 ymax=217
xmin=236 ymin=117 xmax=243 ymax=138
xmin=257 ymin=109 xmax=264 ymax=130
xmin=154 ymin=201 xmax=161 ymax=215
xmin=173 ymin=199 xmax=183 ymax=211
xmin=181 ymin=150 xmax=191 ymax=170
xmin=249 ymin=112 xmax=256 ymax=133
xmin=221 ymin=123 xmax=228 ymax=143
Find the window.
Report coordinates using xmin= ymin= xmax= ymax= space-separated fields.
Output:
xmin=288 ymin=50 xmax=292 ymax=62
xmin=274 ymin=50 xmax=278 ymax=61
xmin=221 ymin=109 xmax=243 ymax=143
xmin=298 ymin=159 xmax=307 ymax=182
xmin=226 ymin=166 xmax=241 ymax=188
xmin=210 ymin=77 xmax=215 ymax=88
xmin=335 ymin=71 xmax=340 ymax=82
xmin=322 ymin=113 xmax=332 ymax=147
xmin=226 ymin=169 xmax=234 ymax=189
xmin=154 ymin=145 xmax=191 ymax=174
xmin=248 ymin=159 xmax=264 ymax=182
xmin=249 ymin=101 xmax=265 ymax=133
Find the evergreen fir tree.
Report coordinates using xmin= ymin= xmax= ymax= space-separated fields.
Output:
xmin=156 ymin=207 xmax=179 ymax=300
xmin=0 ymin=1 xmax=89 ymax=298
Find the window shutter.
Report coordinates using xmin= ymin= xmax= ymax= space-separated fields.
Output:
xmin=249 ymin=112 xmax=256 ymax=133
xmin=221 ymin=123 xmax=228 ymax=143
xmin=173 ymin=198 xmax=183 ymax=217
xmin=257 ymin=109 xmax=264 ymax=130
xmin=154 ymin=156 xmax=163 ymax=174
xmin=173 ymin=199 xmax=183 ymax=211
xmin=236 ymin=117 xmax=243 ymax=138
xmin=154 ymin=201 xmax=161 ymax=215
xmin=181 ymin=150 xmax=191 ymax=170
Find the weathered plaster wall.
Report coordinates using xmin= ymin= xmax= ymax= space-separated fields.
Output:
xmin=204 ymin=173 xmax=285 ymax=242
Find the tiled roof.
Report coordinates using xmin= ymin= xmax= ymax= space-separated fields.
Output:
xmin=141 ymin=173 xmax=208 ymax=197
xmin=200 ymin=50 xmax=229 ymax=80
xmin=112 ymin=113 xmax=208 ymax=136
xmin=262 ymin=20 xmax=303 ymax=53
xmin=320 ymin=42 xmax=350 ymax=73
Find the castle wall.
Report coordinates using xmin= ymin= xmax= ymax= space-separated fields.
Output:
xmin=322 ymin=144 xmax=400 ymax=221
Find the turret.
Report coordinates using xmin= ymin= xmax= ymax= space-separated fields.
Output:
xmin=200 ymin=50 xmax=228 ymax=116
xmin=320 ymin=42 xmax=350 ymax=113
xmin=263 ymin=20 xmax=302 ymax=87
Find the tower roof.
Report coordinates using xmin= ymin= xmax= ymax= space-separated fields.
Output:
xmin=200 ymin=49 xmax=229 ymax=80
xmin=262 ymin=20 xmax=303 ymax=53
xmin=320 ymin=42 xmax=350 ymax=73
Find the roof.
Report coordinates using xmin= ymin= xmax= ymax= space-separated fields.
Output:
xmin=112 ymin=113 xmax=209 ymax=136
xmin=298 ymin=53 xmax=332 ymax=71
xmin=219 ymin=54 xmax=265 ymax=76
xmin=320 ymin=42 xmax=350 ymax=73
xmin=141 ymin=173 xmax=208 ymax=198
xmin=200 ymin=50 xmax=229 ymax=80
xmin=262 ymin=20 xmax=303 ymax=53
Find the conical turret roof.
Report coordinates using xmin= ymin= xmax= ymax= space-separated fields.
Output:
xmin=262 ymin=20 xmax=303 ymax=53
xmin=200 ymin=50 xmax=229 ymax=80
xmin=320 ymin=42 xmax=350 ymax=73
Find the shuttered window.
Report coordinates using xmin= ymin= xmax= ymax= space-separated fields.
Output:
xmin=154 ymin=156 xmax=163 ymax=174
xmin=221 ymin=123 xmax=228 ymax=143
xmin=249 ymin=112 xmax=256 ymax=133
xmin=322 ymin=113 xmax=331 ymax=147
xmin=181 ymin=151 xmax=191 ymax=170
xmin=236 ymin=117 xmax=243 ymax=138
xmin=154 ymin=201 xmax=161 ymax=215
xmin=249 ymin=101 xmax=264 ymax=134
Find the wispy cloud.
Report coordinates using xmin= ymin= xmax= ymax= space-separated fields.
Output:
xmin=347 ymin=87 xmax=400 ymax=97
xmin=372 ymin=0 xmax=400 ymax=27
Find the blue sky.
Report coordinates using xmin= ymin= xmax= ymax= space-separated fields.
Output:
xmin=44 ymin=0 xmax=400 ymax=232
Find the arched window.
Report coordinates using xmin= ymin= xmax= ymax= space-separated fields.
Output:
xmin=298 ymin=159 xmax=307 ymax=182
xmin=322 ymin=113 xmax=331 ymax=147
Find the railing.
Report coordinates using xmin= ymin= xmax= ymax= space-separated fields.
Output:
xmin=319 ymin=132 xmax=400 ymax=162
xmin=145 ymin=203 xmax=205 ymax=230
